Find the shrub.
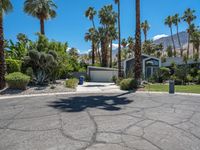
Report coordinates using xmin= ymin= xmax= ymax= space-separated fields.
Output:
xmin=120 ymin=78 xmax=137 ymax=90
xmin=6 ymin=59 xmax=22 ymax=73
xmin=5 ymin=72 xmax=30 ymax=90
xmin=65 ymin=78 xmax=79 ymax=89
xmin=112 ymin=76 xmax=117 ymax=84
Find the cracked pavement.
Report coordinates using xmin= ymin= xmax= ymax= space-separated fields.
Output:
xmin=0 ymin=93 xmax=200 ymax=150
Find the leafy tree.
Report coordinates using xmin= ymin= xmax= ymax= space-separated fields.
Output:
xmin=165 ymin=16 xmax=176 ymax=56
xmin=182 ymin=8 xmax=196 ymax=58
xmin=0 ymin=0 xmax=13 ymax=89
xmin=24 ymin=0 xmax=57 ymax=35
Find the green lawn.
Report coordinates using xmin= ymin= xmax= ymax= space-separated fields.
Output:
xmin=144 ymin=84 xmax=200 ymax=94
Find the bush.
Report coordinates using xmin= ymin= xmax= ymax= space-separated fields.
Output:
xmin=5 ymin=72 xmax=30 ymax=90
xmin=6 ymin=59 xmax=22 ymax=73
xmin=112 ymin=76 xmax=117 ymax=84
xmin=65 ymin=78 xmax=79 ymax=89
xmin=120 ymin=78 xmax=137 ymax=90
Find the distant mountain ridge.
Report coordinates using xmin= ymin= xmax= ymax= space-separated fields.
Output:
xmin=153 ymin=31 xmax=188 ymax=50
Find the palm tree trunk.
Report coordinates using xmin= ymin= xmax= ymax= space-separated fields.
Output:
xmin=0 ymin=12 xmax=5 ymax=89
xmin=135 ymin=0 xmax=142 ymax=85
xmin=40 ymin=18 xmax=45 ymax=35
xmin=97 ymin=43 xmax=102 ymax=64
xmin=187 ymin=34 xmax=190 ymax=58
xmin=176 ymin=25 xmax=183 ymax=57
xmin=144 ymin=32 xmax=147 ymax=42
xmin=170 ymin=27 xmax=176 ymax=57
xmin=110 ymin=40 xmax=112 ymax=68
xmin=117 ymin=1 xmax=122 ymax=77
xmin=92 ymin=19 xmax=96 ymax=29
xmin=92 ymin=42 xmax=95 ymax=65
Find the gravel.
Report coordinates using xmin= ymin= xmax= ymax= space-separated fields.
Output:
xmin=0 ymin=80 xmax=75 ymax=96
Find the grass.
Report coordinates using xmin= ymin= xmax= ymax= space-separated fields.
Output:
xmin=144 ymin=84 xmax=200 ymax=94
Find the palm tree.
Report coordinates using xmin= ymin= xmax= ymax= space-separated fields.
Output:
xmin=182 ymin=8 xmax=196 ymax=58
xmin=190 ymin=28 xmax=200 ymax=58
xmin=24 ymin=0 xmax=57 ymax=35
xmin=188 ymin=24 xmax=196 ymax=57
xmin=108 ymin=26 xmax=118 ymax=68
xmin=114 ymin=0 xmax=122 ymax=77
xmin=85 ymin=28 xmax=98 ymax=65
xmin=141 ymin=20 xmax=150 ymax=42
xmin=127 ymin=37 xmax=135 ymax=57
xmin=135 ymin=0 xmax=142 ymax=85
xmin=172 ymin=14 xmax=183 ymax=57
xmin=85 ymin=7 xmax=97 ymax=29
xmin=165 ymin=16 xmax=176 ymax=57
xmin=0 ymin=0 xmax=13 ymax=89
xmin=98 ymin=5 xmax=117 ymax=67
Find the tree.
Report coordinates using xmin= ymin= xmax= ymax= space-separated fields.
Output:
xmin=0 ymin=0 xmax=13 ymax=89
xmin=114 ymin=0 xmax=122 ymax=77
xmin=166 ymin=45 xmax=173 ymax=57
xmin=172 ymin=14 xmax=183 ymax=56
xmin=85 ymin=7 xmax=97 ymax=29
xmin=24 ymin=0 xmax=57 ymax=35
xmin=134 ymin=0 xmax=142 ymax=85
xmin=165 ymin=16 xmax=176 ymax=56
xmin=108 ymin=26 xmax=118 ymax=68
xmin=85 ymin=28 xmax=98 ymax=65
xmin=188 ymin=24 xmax=196 ymax=57
xmin=182 ymin=8 xmax=196 ymax=58
xmin=98 ymin=5 xmax=117 ymax=67
xmin=127 ymin=37 xmax=135 ymax=57
xmin=191 ymin=29 xmax=200 ymax=59
xmin=141 ymin=20 xmax=150 ymax=42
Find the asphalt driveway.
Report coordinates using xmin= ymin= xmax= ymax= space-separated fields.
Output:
xmin=0 ymin=93 xmax=200 ymax=150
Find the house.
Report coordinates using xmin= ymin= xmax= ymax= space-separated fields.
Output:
xmin=162 ymin=57 xmax=200 ymax=68
xmin=123 ymin=54 xmax=161 ymax=79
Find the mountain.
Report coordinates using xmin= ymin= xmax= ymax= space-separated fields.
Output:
xmin=153 ymin=31 xmax=188 ymax=50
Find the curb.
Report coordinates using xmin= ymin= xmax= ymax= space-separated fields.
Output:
xmin=0 ymin=91 xmax=200 ymax=100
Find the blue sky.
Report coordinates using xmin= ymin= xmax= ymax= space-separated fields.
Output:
xmin=5 ymin=0 xmax=200 ymax=53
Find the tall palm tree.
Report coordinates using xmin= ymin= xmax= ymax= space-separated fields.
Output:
xmin=135 ymin=0 xmax=142 ymax=85
xmin=172 ymin=14 xmax=183 ymax=57
xmin=141 ymin=20 xmax=150 ymax=42
xmin=182 ymin=8 xmax=196 ymax=58
xmin=24 ymin=0 xmax=57 ymax=35
xmin=191 ymin=31 xmax=200 ymax=59
xmin=108 ymin=26 xmax=118 ymax=68
xmin=99 ymin=5 xmax=117 ymax=67
xmin=85 ymin=28 xmax=98 ymax=65
xmin=165 ymin=16 xmax=176 ymax=57
xmin=0 ymin=0 xmax=13 ymax=90
xmin=85 ymin=7 xmax=97 ymax=29
xmin=114 ymin=0 xmax=122 ymax=77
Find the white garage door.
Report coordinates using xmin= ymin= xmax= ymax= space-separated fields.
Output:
xmin=90 ymin=70 xmax=117 ymax=82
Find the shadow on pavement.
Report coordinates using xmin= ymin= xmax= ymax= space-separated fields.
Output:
xmin=48 ymin=92 xmax=133 ymax=112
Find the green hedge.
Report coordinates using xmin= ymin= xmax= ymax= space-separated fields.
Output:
xmin=65 ymin=78 xmax=79 ymax=89
xmin=120 ymin=78 xmax=137 ymax=90
xmin=6 ymin=59 xmax=22 ymax=73
xmin=5 ymin=72 xmax=30 ymax=90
